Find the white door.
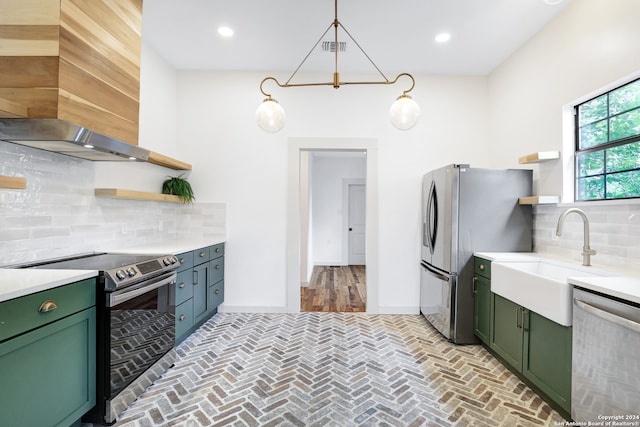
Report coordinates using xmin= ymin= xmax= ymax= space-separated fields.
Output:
xmin=348 ymin=184 xmax=366 ymax=265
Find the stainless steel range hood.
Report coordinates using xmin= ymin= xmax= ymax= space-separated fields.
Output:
xmin=0 ymin=118 xmax=150 ymax=162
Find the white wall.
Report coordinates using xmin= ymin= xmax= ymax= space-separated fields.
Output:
xmin=311 ymin=153 xmax=366 ymax=265
xmin=487 ymin=0 xmax=640 ymax=270
xmin=173 ymin=71 xmax=490 ymax=312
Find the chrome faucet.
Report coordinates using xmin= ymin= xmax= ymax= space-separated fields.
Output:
xmin=555 ymin=208 xmax=596 ymax=266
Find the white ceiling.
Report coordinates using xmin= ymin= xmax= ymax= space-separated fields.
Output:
xmin=141 ymin=0 xmax=571 ymax=76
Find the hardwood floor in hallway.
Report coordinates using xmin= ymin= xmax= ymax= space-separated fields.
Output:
xmin=301 ymin=265 xmax=366 ymax=312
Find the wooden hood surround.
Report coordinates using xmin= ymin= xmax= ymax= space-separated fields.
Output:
xmin=0 ymin=0 xmax=142 ymax=145
xmin=0 ymin=0 xmax=191 ymax=170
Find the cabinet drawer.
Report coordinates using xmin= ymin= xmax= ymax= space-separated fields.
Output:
xmin=209 ymin=258 xmax=224 ymax=285
xmin=474 ymin=257 xmax=491 ymax=279
xmin=176 ymin=251 xmax=194 ymax=271
xmin=210 ymin=243 xmax=224 ymax=260
xmin=208 ymin=280 xmax=224 ymax=310
xmin=175 ymin=299 xmax=194 ymax=341
xmin=0 ymin=279 xmax=96 ymax=342
xmin=194 ymin=246 xmax=210 ymax=265
xmin=175 ymin=269 xmax=194 ymax=305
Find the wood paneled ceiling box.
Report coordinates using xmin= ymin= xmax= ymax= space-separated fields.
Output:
xmin=0 ymin=0 xmax=190 ymax=170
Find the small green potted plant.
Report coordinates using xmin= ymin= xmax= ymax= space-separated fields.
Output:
xmin=162 ymin=174 xmax=195 ymax=204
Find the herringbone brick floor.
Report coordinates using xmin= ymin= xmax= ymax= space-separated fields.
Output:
xmin=113 ymin=313 xmax=566 ymax=427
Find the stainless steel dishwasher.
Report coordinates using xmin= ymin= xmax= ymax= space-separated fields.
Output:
xmin=572 ymin=287 xmax=640 ymax=421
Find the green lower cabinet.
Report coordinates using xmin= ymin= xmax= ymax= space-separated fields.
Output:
xmin=192 ymin=262 xmax=209 ymax=324
xmin=175 ymin=243 xmax=225 ymax=345
xmin=208 ymin=280 xmax=224 ymax=314
xmin=0 ymin=307 xmax=96 ymax=427
xmin=473 ymin=275 xmax=492 ymax=344
xmin=175 ymin=299 xmax=194 ymax=343
xmin=490 ymin=293 xmax=571 ymax=417
xmin=491 ymin=294 xmax=523 ymax=368
xmin=523 ymin=311 xmax=572 ymax=414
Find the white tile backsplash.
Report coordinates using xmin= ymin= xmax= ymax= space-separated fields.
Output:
xmin=0 ymin=142 xmax=225 ymax=266
xmin=534 ymin=204 xmax=640 ymax=271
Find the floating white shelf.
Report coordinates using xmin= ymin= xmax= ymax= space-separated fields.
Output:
xmin=518 ymin=151 xmax=560 ymax=164
xmin=0 ymin=175 xmax=26 ymax=189
xmin=95 ymin=188 xmax=184 ymax=203
xmin=518 ymin=196 xmax=560 ymax=205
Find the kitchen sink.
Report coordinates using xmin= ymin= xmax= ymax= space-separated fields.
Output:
xmin=491 ymin=259 xmax=608 ymax=326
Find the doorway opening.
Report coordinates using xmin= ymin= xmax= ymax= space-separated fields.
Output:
xmin=300 ymin=150 xmax=366 ymax=312
xmin=286 ymin=137 xmax=378 ymax=314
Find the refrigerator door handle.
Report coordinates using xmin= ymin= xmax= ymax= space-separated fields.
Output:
xmin=426 ymin=181 xmax=438 ymax=254
xmin=421 ymin=262 xmax=450 ymax=283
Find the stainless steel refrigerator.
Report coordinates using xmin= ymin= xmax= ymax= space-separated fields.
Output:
xmin=420 ymin=164 xmax=532 ymax=344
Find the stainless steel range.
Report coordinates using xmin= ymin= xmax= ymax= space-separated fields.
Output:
xmin=23 ymin=253 xmax=179 ymax=425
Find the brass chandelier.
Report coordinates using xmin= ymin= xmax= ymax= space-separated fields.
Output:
xmin=256 ymin=0 xmax=420 ymax=133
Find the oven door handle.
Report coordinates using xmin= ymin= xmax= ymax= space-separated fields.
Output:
xmin=575 ymin=298 xmax=640 ymax=333
xmin=109 ymin=272 xmax=177 ymax=307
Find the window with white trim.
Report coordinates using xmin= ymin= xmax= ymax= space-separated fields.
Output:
xmin=575 ymin=78 xmax=640 ymax=201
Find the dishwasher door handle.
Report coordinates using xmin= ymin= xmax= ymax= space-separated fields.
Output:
xmin=575 ymin=298 xmax=640 ymax=333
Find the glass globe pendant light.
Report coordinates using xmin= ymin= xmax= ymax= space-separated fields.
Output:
xmin=256 ymin=96 xmax=286 ymax=133
xmin=256 ymin=1 xmax=420 ymax=133
xmin=389 ymin=94 xmax=420 ymax=130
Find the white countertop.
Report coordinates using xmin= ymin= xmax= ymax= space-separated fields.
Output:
xmin=0 ymin=269 xmax=98 ymax=303
xmin=475 ymin=251 xmax=640 ymax=305
xmin=104 ymin=237 xmax=226 ymax=255
xmin=569 ymin=276 xmax=640 ymax=305
xmin=474 ymin=252 xmax=539 ymax=262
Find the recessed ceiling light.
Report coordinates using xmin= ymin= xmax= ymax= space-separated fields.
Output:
xmin=435 ymin=33 xmax=451 ymax=43
xmin=543 ymin=0 xmax=563 ymax=4
xmin=217 ymin=26 xmax=234 ymax=38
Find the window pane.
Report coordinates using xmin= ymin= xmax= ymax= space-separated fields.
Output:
xmin=609 ymin=108 xmax=640 ymax=141
xmin=576 ymin=176 xmax=604 ymax=200
xmin=579 ymin=119 xmax=608 ymax=149
xmin=577 ymin=151 xmax=604 ymax=177
xmin=606 ymin=141 xmax=640 ymax=172
xmin=578 ymin=94 xmax=608 ymax=126
xmin=610 ymin=79 xmax=640 ymax=115
xmin=606 ymin=170 xmax=640 ymax=198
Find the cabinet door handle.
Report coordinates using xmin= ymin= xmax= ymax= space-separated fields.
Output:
xmin=472 ymin=277 xmax=477 ymax=294
xmin=215 ymin=264 xmax=221 ymax=270
xmin=215 ymin=247 xmax=221 ymax=253
xmin=179 ymin=314 xmax=186 ymax=321
xmin=522 ymin=309 xmax=529 ymax=332
xmin=193 ymin=270 xmax=198 ymax=284
xmin=39 ymin=300 xmax=58 ymax=313
xmin=179 ymin=258 xmax=185 ymax=264
xmin=199 ymin=251 xmax=206 ymax=258
xmin=179 ymin=282 xmax=186 ymax=288
xmin=479 ymin=264 xmax=485 ymax=270
xmin=214 ymin=289 xmax=220 ymax=294
xmin=516 ymin=307 xmax=522 ymax=329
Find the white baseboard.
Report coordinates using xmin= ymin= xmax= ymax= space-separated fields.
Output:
xmin=376 ymin=306 xmax=420 ymax=315
xmin=218 ymin=305 xmax=291 ymax=313
xmin=219 ymin=305 xmax=421 ymax=315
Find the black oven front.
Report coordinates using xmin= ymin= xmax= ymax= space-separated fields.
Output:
xmin=90 ymin=271 xmax=177 ymax=424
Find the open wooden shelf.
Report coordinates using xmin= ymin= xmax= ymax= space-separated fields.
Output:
xmin=147 ymin=151 xmax=192 ymax=171
xmin=0 ymin=175 xmax=26 ymax=189
xmin=95 ymin=188 xmax=184 ymax=203
xmin=519 ymin=196 xmax=560 ymax=205
xmin=519 ymin=151 xmax=560 ymax=164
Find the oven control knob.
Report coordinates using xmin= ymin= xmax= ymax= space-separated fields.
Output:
xmin=116 ymin=270 xmax=127 ymax=280
xmin=127 ymin=267 xmax=137 ymax=277
xmin=163 ymin=257 xmax=171 ymax=266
